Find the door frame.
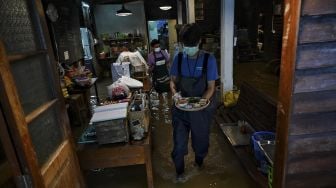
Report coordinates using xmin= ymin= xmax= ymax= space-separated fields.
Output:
xmin=0 ymin=104 xmax=22 ymax=186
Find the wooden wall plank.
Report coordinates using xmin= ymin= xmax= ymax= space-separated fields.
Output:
xmin=287 ymin=151 xmax=336 ymax=174
xmin=288 ymin=134 xmax=336 ymax=156
xmin=290 ymin=112 xmax=336 ymax=135
xmin=0 ymin=162 xmax=12 ymax=186
xmin=294 ymin=73 xmax=336 ymax=93
xmin=236 ymin=83 xmax=277 ymax=131
xmin=286 ymin=171 xmax=336 ymax=188
xmin=302 ymin=0 xmax=336 ymax=16
xmin=297 ymin=42 xmax=336 ymax=69
xmin=293 ymin=90 xmax=336 ymax=114
xmin=299 ymin=16 xmax=336 ymax=44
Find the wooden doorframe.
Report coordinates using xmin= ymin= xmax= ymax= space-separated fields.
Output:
xmin=273 ymin=0 xmax=302 ymax=187
xmin=0 ymin=105 xmax=22 ymax=186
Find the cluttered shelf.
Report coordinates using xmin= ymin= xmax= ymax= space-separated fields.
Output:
xmin=102 ymin=37 xmax=143 ymax=42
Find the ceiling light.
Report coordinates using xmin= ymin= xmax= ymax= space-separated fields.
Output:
xmin=116 ymin=4 xmax=133 ymax=16
xmin=159 ymin=5 xmax=172 ymax=10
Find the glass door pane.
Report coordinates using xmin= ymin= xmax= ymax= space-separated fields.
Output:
xmin=0 ymin=0 xmax=39 ymax=54
xmin=27 ymin=104 xmax=63 ymax=166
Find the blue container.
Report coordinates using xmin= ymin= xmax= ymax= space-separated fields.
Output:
xmin=251 ymin=131 xmax=275 ymax=173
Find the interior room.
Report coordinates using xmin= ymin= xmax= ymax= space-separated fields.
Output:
xmin=0 ymin=0 xmax=335 ymax=188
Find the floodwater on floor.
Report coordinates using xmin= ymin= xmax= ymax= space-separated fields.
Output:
xmin=85 ymin=82 xmax=257 ymax=187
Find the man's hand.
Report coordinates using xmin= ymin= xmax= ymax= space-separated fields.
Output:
xmin=172 ymin=92 xmax=182 ymax=103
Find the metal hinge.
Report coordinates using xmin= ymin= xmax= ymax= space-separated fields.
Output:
xmin=15 ymin=174 xmax=33 ymax=188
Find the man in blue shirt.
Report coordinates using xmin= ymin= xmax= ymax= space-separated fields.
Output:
xmin=170 ymin=24 xmax=218 ymax=182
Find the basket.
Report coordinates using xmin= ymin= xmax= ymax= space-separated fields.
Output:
xmin=128 ymin=94 xmax=150 ymax=132
xmin=251 ymin=131 xmax=275 ymax=174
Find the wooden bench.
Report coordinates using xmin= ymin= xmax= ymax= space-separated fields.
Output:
xmin=216 ymin=82 xmax=278 ymax=188
xmin=218 ymin=82 xmax=277 ymax=131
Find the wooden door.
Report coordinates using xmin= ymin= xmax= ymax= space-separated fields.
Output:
xmin=0 ymin=0 xmax=85 ymax=187
xmin=274 ymin=0 xmax=336 ymax=187
xmin=0 ymin=106 xmax=17 ymax=188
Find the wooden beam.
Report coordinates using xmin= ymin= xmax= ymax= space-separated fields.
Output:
xmin=7 ymin=50 xmax=47 ymax=62
xmin=25 ymin=99 xmax=58 ymax=124
xmin=273 ymin=0 xmax=302 ymax=187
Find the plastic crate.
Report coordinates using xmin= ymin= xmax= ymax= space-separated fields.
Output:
xmin=251 ymin=131 xmax=275 ymax=174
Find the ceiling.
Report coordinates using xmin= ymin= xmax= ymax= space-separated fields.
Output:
xmin=93 ymin=0 xmax=143 ymax=4
xmin=92 ymin=0 xmax=183 ymax=5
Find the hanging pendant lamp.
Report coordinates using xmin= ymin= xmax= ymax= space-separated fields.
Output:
xmin=116 ymin=4 xmax=133 ymax=16
xmin=159 ymin=0 xmax=172 ymax=10
xmin=159 ymin=5 xmax=172 ymax=10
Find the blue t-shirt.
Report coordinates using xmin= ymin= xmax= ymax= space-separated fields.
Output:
xmin=170 ymin=51 xmax=218 ymax=81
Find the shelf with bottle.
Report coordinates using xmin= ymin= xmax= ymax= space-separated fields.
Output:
xmin=102 ymin=37 xmax=143 ymax=42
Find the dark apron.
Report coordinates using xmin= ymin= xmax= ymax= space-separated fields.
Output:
xmin=171 ymin=52 xmax=216 ymax=175
xmin=178 ymin=76 xmax=217 ymax=113
xmin=176 ymin=52 xmax=216 ymax=112
xmin=153 ymin=51 xmax=170 ymax=93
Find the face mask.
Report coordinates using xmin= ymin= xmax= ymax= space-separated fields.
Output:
xmin=184 ymin=45 xmax=199 ymax=56
xmin=154 ymin=47 xmax=161 ymax=52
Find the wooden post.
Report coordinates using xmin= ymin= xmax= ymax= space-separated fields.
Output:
xmin=220 ymin=0 xmax=234 ymax=93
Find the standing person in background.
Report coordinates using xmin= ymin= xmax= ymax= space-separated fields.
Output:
xmin=147 ymin=39 xmax=170 ymax=93
xmin=169 ymin=23 xmax=218 ymax=182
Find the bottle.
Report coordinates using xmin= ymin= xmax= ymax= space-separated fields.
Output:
xmin=149 ymin=89 xmax=160 ymax=120
xmin=89 ymin=96 xmax=98 ymax=114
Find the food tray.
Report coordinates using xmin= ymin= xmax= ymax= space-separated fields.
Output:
xmin=175 ymin=97 xmax=210 ymax=111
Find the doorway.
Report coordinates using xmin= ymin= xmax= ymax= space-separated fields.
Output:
xmin=147 ymin=19 xmax=177 ymax=59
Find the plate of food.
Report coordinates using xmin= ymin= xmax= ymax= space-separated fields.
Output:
xmin=175 ymin=97 xmax=210 ymax=111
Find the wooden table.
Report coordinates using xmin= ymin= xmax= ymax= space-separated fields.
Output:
xmin=77 ymin=128 xmax=153 ymax=188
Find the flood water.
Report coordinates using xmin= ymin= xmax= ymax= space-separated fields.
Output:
xmin=85 ymin=87 xmax=257 ymax=188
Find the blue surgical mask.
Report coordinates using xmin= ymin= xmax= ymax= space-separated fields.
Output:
xmin=183 ymin=45 xmax=199 ymax=56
